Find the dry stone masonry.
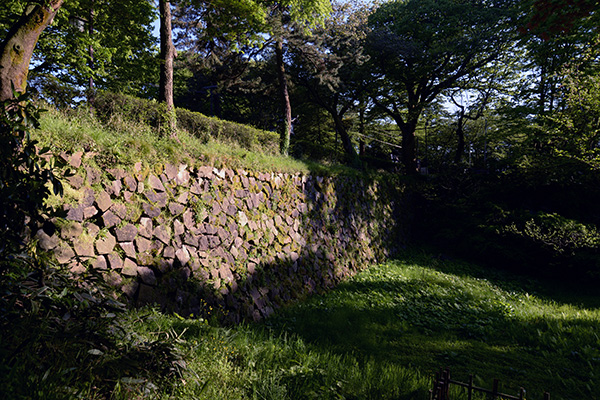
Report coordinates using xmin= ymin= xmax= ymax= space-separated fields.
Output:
xmin=36 ymin=151 xmax=402 ymax=323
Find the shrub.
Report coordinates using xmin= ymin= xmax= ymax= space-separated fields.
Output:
xmin=93 ymin=91 xmax=279 ymax=154
xmin=0 ymin=91 xmax=63 ymax=263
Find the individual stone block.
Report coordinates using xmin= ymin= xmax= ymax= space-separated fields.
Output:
xmin=67 ymin=175 xmax=84 ymax=189
xmin=108 ymin=253 xmax=124 ymax=269
xmin=119 ymin=242 xmax=137 ymax=258
xmin=180 ymin=210 xmax=193 ymax=230
xmin=65 ymin=204 xmax=85 ymax=222
xmin=69 ymin=261 xmax=86 ymax=275
xmin=55 ymin=243 xmax=76 ymax=264
xmin=124 ymin=191 xmax=134 ymax=202
xmin=163 ymin=246 xmax=176 ymax=258
xmin=74 ymin=237 xmax=95 ymax=258
xmin=102 ymin=210 xmax=120 ymax=228
xmin=81 ymin=188 xmax=96 ymax=208
xmin=183 ymin=232 xmax=198 ymax=247
xmin=198 ymin=166 xmax=214 ymax=179
xmin=111 ymin=203 xmax=128 ymax=219
xmin=115 ymin=223 xmax=138 ymax=242
xmin=142 ymin=203 xmax=161 ymax=218
xmin=135 ymin=236 xmax=152 ymax=253
xmin=107 ymin=179 xmax=122 ymax=197
xmin=197 ymin=236 xmax=209 ymax=251
xmin=224 ymin=204 xmax=237 ymax=216
xmin=208 ymin=236 xmax=221 ymax=248
xmin=154 ymin=225 xmax=171 ymax=245
xmin=123 ymin=174 xmax=137 ymax=192
xmin=164 ymin=163 xmax=178 ymax=181
xmin=86 ymin=223 xmax=100 ymax=238
xmin=61 ymin=221 xmax=83 ymax=240
xmin=83 ymin=206 xmax=98 ymax=219
xmin=169 ymin=202 xmax=185 ymax=216
xmin=173 ymin=219 xmax=185 ymax=236
xmin=137 ymin=266 xmax=157 ymax=285
xmin=138 ymin=217 xmax=153 ymax=238
xmin=69 ymin=151 xmax=83 ymax=168
xmin=95 ymin=190 xmax=113 ymax=212
xmin=122 ymin=258 xmax=138 ymax=276
xmin=176 ymin=191 xmax=189 ymax=204
xmin=36 ymin=229 xmax=59 ymax=250
xmin=176 ymin=165 xmax=190 ymax=185
xmin=176 ymin=246 xmax=190 ymax=266
xmin=92 ymin=255 xmax=108 ymax=270
xmin=148 ymin=174 xmax=165 ymax=192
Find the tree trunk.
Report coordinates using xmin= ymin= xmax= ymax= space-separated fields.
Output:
xmin=0 ymin=1 xmax=64 ymax=102
xmin=332 ymin=112 xmax=358 ymax=164
xmin=275 ymin=36 xmax=292 ymax=156
xmin=159 ymin=0 xmax=177 ymax=137
xmin=401 ymin=124 xmax=418 ymax=174
xmin=454 ymin=110 xmax=465 ymax=164
xmin=359 ymin=106 xmax=365 ymax=156
xmin=88 ymin=0 xmax=95 ymax=104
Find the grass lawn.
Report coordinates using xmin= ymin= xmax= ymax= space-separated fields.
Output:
xmin=3 ymin=249 xmax=599 ymax=399
xmin=111 ymin=249 xmax=600 ymax=400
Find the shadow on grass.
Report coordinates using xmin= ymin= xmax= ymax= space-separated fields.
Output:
xmin=258 ymin=250 xmax=600 ymax=400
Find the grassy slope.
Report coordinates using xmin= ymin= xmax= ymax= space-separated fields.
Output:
xmin=35 ymin=106 xmax=358 ymax=177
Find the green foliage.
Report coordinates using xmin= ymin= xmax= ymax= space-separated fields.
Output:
xmin=502 ymin=212 xmax=600 ymax=255
xmin=544 ymin=69 xmax=600 ymax=169
xmin=365 ymin=0 xmax=517 ymax=172
xmin=417 ymin=169 xmax=600 ymax=281
xmin=0 ymin=0 xmax=157 ymax=104
xmin=5 ymin=251 xmax=600 ymax=399
xmin=0 ymin=91 xmax=63 ymax=262
xmin=0 ymin=255 xmax=187 ymax=399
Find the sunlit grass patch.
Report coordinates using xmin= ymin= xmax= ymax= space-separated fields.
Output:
xmin=266 ymin=250 xmax=600 ymax=400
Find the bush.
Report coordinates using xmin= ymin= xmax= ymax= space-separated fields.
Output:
xmin=93 ymin=91 xmax=279 ymax=154
xmin=0 ymin=91 xmax=63 ymax=263
xmin=417 ymin=171 xmax=600 ymax=282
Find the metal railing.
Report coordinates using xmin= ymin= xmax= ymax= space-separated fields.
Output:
xmin=430 ymin=368 xmax=550 ymax=400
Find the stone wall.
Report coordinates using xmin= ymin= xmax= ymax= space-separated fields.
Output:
xmin=36 ymin=151 xmax=403 ymax=322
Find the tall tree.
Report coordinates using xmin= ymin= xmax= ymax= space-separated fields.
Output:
xmin=0 ymin=0 xmax=64 ymax=101
xmin=290 ymin=0 xmax=373 ymax=164
xmin=159 ymin=0 xmax=177 ymax=136
xmin=267 ymin=0 xmax=332 ymax=155
xmin=367 ymin=0 xmax=516 ymax=173
xmin=173 ymin=0 xmax=331 ymax=155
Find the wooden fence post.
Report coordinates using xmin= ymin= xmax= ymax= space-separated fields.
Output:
xmin=468 ymin=374 xmax=473 ymax=400
xmin=492 ymin=378 xmax=499 ymax=399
